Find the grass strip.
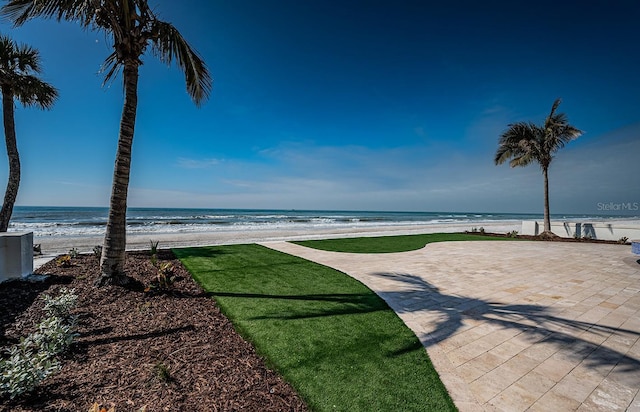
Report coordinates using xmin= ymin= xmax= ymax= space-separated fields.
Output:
xmin=175 ymin=244 xmax=456 ymax=412
xmin=293 ymin=232 xmax=513 ymax=253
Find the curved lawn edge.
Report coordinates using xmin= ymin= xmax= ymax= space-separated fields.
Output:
xmin=293 ymin=232 xmax=517 ymax=253
xmin=174 ymin=244 xmax=456 ymax=412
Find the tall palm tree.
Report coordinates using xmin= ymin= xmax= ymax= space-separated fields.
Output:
xmin=0 ymin=35 xmax=57 ymax=232
xmin=2 ymin=0 xmax=212 ymax=285
xmin=495 ymin=99 xmax=582 ymax=235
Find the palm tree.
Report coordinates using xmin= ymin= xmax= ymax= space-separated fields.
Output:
xmin=495 ymin=99 xmax=582 ymax=236
xmin=0 ymin=35 xmax=57 ymax=232
xmin=2 ymin=0 xmax=212 ymax=285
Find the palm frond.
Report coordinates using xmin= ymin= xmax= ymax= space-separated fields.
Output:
xmin=545 ymin=98 xmax=562 ymax=125
xmin=13 ymin=74 xmax=59 ymax=109
xmin=495 ymin=121 xmax=543 ymax=168
xmin=1 ymin=0 xmax=94 ymax=26
xmin=100 ymin=51 xmax=121 ymax=86
xmin=150 ymin=20 xmax=212 ymax=106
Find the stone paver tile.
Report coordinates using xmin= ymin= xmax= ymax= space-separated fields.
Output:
xmin=576 ymin=307 xmax=613 ymax=325
xmin=463 ymin=350 xmax=506 ymax=374
xmin=487 ymin=382 xmax=538 ymax=412
xmin=456 ymin=362 xmax=486 ymax=383
xmin=578 ymin=378 xmax=637 ymax=411
xmin=533 ymin=355 xmax=578 ymax=383
xmin=494 ymin=353 xmax=540 ymax=380
xmin=605 ymin=360 xmax=640 ymax=390
xmin=580 ymin=344 xmax=625 ymax=375
xmin=519 ymin=340 xmax=558 ymax=362
xmin=628 ymin=389 xmax=640 ymax=412
xmin=553 ymin=367 xmax=603 ymax=404
xmin=528 ymin=389 xmax=581 ymax=412
xmin=447 ymin=338 xmax=496 ymax=367
xmin=513 ymin=370 xmax=556 ymax=399
xmin=469 ymin=375 xmax=506 ymax=405
xmin=487 ymin=339 xmax=527 ymax=360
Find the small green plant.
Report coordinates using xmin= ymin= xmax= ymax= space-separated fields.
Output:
xmin=149 ymin=240 xmax=159 ymax=256
xmin=0 ymin=339 xmax=60 ymax=399
xmin=479 ymin=227 xmax=485 ymax=234
xmin=507 ymin=230 xmax=519 ymax=238
xmin=55 ymin=255 xmax=72 ymax=268
xmin=88 ymin=404 xmax=115 ymax=412
xmin=145 ymin=262 xmax=176 ymax=293
xmin=0 ymin=288 xmax=78 ymax=399
xmin=153 ymin=361 xmax=171 ymax=382
xmin=42 ymin=287 xmax=78 ymax=320
xmin=68 ymin=247 xmax=79 ymax=258
xmin=93 ymin=245 xmax=102 ymax=258
xmin=618 ymin=236 xmax=629 ymax=244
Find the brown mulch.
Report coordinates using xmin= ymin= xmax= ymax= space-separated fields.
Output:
xmin=0 ymin=250 xmax=308 ymax=412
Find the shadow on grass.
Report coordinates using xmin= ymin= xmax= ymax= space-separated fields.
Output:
xmin=374 ymin=271 xmax=640 ymax=373
xmin=210 ymin=291 xmax=389 ymax=320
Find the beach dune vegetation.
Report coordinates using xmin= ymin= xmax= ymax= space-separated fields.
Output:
xmin=495 ymin=98 xmax=582 ymax=236
xmin=1 ymin=0 xmax=212 ymax=285
xmin=0 ymin=35 xmax=57 ymax=232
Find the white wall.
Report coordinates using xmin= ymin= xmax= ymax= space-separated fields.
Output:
xmin=521 ymin=221 xmax=640 ymax=241
xmin=0 ymin=232 xmax=34 ymax=282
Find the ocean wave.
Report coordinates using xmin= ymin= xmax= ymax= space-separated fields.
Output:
xmin=9 ymin=206 xmax=631 ymax=238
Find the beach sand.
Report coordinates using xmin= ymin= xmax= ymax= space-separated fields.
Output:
xmin=34 ymin=221 xmax=521 ymax=258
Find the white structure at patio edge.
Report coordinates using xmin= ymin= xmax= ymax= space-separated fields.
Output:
xmin=0 ymin=232 xmax=34 ymax=282
xmin=521 ymin=220 xmax=640 ymax=241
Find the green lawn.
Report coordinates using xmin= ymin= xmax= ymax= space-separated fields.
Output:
xmin=294 ymin=232 xmax=512 ymax=253
xmin=175 ymin=244 xmax=456 ymax=412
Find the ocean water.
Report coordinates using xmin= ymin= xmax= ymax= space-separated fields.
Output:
xmin=8 ymin=206 xmax=636 ymax=238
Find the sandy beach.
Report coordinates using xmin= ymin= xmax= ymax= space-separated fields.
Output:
xmin=34 ymin=221 xmax=522 ymax=258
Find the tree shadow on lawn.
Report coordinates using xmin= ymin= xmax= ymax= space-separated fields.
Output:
xmin=210 ymin=291 xmax=389 ymax=321
xmin=373 ymin=272 xmax=640 ymax=373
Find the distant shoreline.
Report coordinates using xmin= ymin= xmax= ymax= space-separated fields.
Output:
xmin=34 ymin=221 xmax=522 ymax=257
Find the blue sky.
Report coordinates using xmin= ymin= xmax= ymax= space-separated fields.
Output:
xmin=1 ymin=0 xmax=639 ymax=214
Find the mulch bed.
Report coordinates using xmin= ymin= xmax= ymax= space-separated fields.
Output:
xmin=0 ymin=250 xmax=308 ymax=412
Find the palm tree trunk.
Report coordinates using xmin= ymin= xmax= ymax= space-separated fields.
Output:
xmin=0 ymin=87 xmax=20 ymax=233
xmin=98 ymin=62 xmax=139 ymax=285
xmin=543 ymin=166 xmax=551 ymax=233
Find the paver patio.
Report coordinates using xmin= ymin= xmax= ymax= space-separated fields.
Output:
xmin=262 ymin=240 xmax=640 ymax=411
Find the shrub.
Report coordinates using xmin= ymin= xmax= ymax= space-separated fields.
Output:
xmin=0 ymin=288 xmax=79 ymax=399
xmin=508 ymin=230 xmax=518 ymax=238
xmin=153 ymin=361 xmax=171 ymax=382
xmin=55 ymin=255 xmax=72 ymax=268
xmin=149 ymin=240 xmax=159 ymax=256
xmin=619 ymin=237 xmax=629 ymax=244
xmin=145 ymin=262 xmax=176 ymax=293
xmin=42 ymin=287 xmax=78 ymax=320
xmin=68 ymin=248 xmax=79 ymax=258
xmin=0 ymin=340 xmax=60 ymax=399
xmin=93 ymin=245 xmax=103 ymax=258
